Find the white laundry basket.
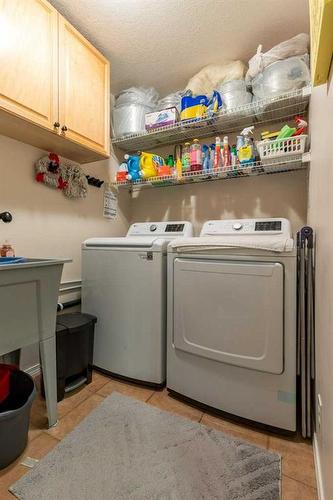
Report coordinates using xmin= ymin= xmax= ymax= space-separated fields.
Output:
xmin=256 ymin=135 xmax=307 ymax=163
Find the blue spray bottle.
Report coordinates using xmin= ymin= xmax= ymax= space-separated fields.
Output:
xmin=202 ymin=145 xmax=210 ymax=171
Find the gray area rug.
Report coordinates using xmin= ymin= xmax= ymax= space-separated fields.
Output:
xmin=10 ymin=392 xmax=281 ymax=500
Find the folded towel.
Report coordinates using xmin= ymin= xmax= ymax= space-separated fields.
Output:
xmin=169 ymin=236 xmax=294 ymax=253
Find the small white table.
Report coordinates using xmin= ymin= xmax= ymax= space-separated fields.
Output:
xmin=0 ymin=258 xmax=70 ymax=427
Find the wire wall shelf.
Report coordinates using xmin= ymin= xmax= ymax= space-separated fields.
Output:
xmin=112 ymin=87 xmax=311 ymax=152
xmin=113 ymin=153 xmax=310 ymax=193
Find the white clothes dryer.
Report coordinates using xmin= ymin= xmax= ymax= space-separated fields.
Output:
xmin=167 ymin=218 xmax=297 ymax=432
xmin=82 ymin=221 xmax=193 ymax=387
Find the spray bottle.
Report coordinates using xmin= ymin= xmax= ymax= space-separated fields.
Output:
xmin=209 ymin=144 xmax=215 ymax=171
xmin=222 ymin=136 xmax=231 ymax=168
xmin=182 ymin=142 xmax=191 ymax=173
xmin=214 ymin=137 xmax=222 ymax=171
xmin=231 ymin=145 xmax=238 ymax=168
xmin=238 ymin=126 xmax=254 ymax=165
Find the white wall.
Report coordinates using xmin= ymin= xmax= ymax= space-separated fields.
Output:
xmin=0 ymin=135 xmax=130 ymax=281
xmin=0 ymin=134 xmax=130 ymax=369
xmin=308 ymin=70 xmax=333 ymax=500
xmin=132 ymin=171 xmax=308 ymax=235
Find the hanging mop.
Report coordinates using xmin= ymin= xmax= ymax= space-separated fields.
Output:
xmin=297 ymin=226 xmax=315 ymax=439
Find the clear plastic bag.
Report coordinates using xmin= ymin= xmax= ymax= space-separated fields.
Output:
xmin=252 ymin=55 xmax=310 ymax=98
xmin=246 ymin=33 xmax=309 ymax=84
xmin=115 ymin=87 xmax=159 ymax=107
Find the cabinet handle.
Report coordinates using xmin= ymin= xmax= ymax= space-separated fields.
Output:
xmin=61 ymin=125 xmax=68 ymax=132
xmin=53 ymin=122 xmax=60 ymax=129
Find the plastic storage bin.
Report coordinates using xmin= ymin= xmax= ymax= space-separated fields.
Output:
xmin=42 ymin=313 xmax=97 ymax=401
xmin=0 ymin=369 xmax=36 ymax=469
xmin=256 ymin=135 xmax=307 ymax=164
xmin=112 ymin=87 xmax=158 ymax=138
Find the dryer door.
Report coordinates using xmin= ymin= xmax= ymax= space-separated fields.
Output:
xmin=173 ymin=258 xmax=284 ymax=374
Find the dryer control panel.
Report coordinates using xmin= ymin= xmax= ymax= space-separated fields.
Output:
xmin=128 ymin=221 xmax=193 ymax=238
xmin=201 ymin=218 xmax=291 ymax=237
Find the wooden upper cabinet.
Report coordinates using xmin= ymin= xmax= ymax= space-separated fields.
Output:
xmin=0 ymin=0 xmax=58 ymax=130
xmin=58 ymin=16 xmax=110 ymax=156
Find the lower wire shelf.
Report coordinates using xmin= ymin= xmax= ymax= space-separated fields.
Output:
xmin=113 ymin=152 xmax=310 ymax=193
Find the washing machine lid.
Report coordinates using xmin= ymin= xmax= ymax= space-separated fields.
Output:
xmin=83 ymin=221 xmax=193 ymax=251
xmin=169 ymin=218 xmax=294 ymax=253
xmin=83 ymin=236 xmax=163 ymax=249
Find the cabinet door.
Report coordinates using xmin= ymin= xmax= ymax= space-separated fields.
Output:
xmin=0 ymin=0 xmax=58 ymax=130
xmin=58 ymin=16 xmax=110 ymax=156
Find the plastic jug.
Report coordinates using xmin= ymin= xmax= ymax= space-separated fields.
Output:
xmin=125 ymin=154 xmax=141 ymax=182
xmin=140 ymin=152 xmax=164 ymax=179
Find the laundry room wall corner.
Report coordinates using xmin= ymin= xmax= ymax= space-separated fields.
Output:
xmin=308 ymin=63 xmax=333 ymax=500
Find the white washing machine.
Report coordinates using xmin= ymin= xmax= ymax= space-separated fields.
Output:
xmin=167 ymin=218 xmax=297 ymax=432
xmin=81 ymin=221 xmax=193 ymax=386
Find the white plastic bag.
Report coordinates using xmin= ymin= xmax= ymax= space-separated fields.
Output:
xmin=186 ymin=61 xmax=247 ymax=96
xmin=246 ymin=33 xmax=310 ymax=84
xmin=115 ymin=87 xmax=159 ymax=107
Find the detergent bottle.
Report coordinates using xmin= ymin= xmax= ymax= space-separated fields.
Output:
xmin=139 ymin=152 xmax=164 ymax=179
xmin=157 ymin=155 xmax=172 ymax=177
xmin=221 ymin=136 xmax=231 ymax=168
xmin=182 ymin=142 xmax=191 ymax=173
xmin=190 ymin=139 xmax=203 ymax=172
xmin=238 ymin=127 xmax=254 ymax=165
xmin=125 ymin=154 xmax=141 ymax=182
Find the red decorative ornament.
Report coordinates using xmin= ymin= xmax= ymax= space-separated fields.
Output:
xmin=57 ymin=177 xmax=68 ymax=190
xmin=35 ymin=153 xmax=88 ymax=198
xmin=48 ymin=153 xmax=60 ymax=164
xmin=36 ymin=172 xmax=45 ymax=183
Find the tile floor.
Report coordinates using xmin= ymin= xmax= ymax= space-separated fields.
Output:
xmin=0 ymin=371 xmax=318 ymax=500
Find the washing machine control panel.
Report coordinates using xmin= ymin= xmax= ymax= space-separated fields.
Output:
xmin=201 ymin=218 xmax=291 ymax=237
xmin=128 ymin=221 xmax=193 ymax=237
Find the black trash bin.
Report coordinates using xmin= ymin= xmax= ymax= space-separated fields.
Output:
xmin=42 ymin=313 xmax=97 ymax=401
xmin=0 ymin=369 xmax=36 ymax=469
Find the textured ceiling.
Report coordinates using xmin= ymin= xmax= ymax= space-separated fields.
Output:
xmin=50 ymin=0 xmax=309 ymax=98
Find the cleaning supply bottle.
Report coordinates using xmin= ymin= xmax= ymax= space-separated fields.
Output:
xmin=231 ymin=145 xmax=238 ymax=167
xmin=209 ymin=144 xmax=215 ymax=171
xmin=174 ymin=144 xmax=183 ymax=179
xmin=222 ymin=136 xmax=231 ymax=168
xmin=214 ymin=137 xmax=222 ymax=171
xmin=202 ymin=145 xmax=210 ymax=171
xmin=238 ymin=126 xmax=254 ymax=165
xmin=182 ymin=142 xmax=191 ymax=173
xmin=190 ymin=139 xmax=203 ymax=171
xmin=0 ymin=241 xmax=15 ymax=258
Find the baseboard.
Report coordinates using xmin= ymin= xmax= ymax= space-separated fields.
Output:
xmin=313 ymin=432 xmax=325 ymax=500
xmin=25 ymin=363 xmax=41 ymax=378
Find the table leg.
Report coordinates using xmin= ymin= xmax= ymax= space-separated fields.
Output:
xmin=39 ymin=336 xmax=58 ymax=428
